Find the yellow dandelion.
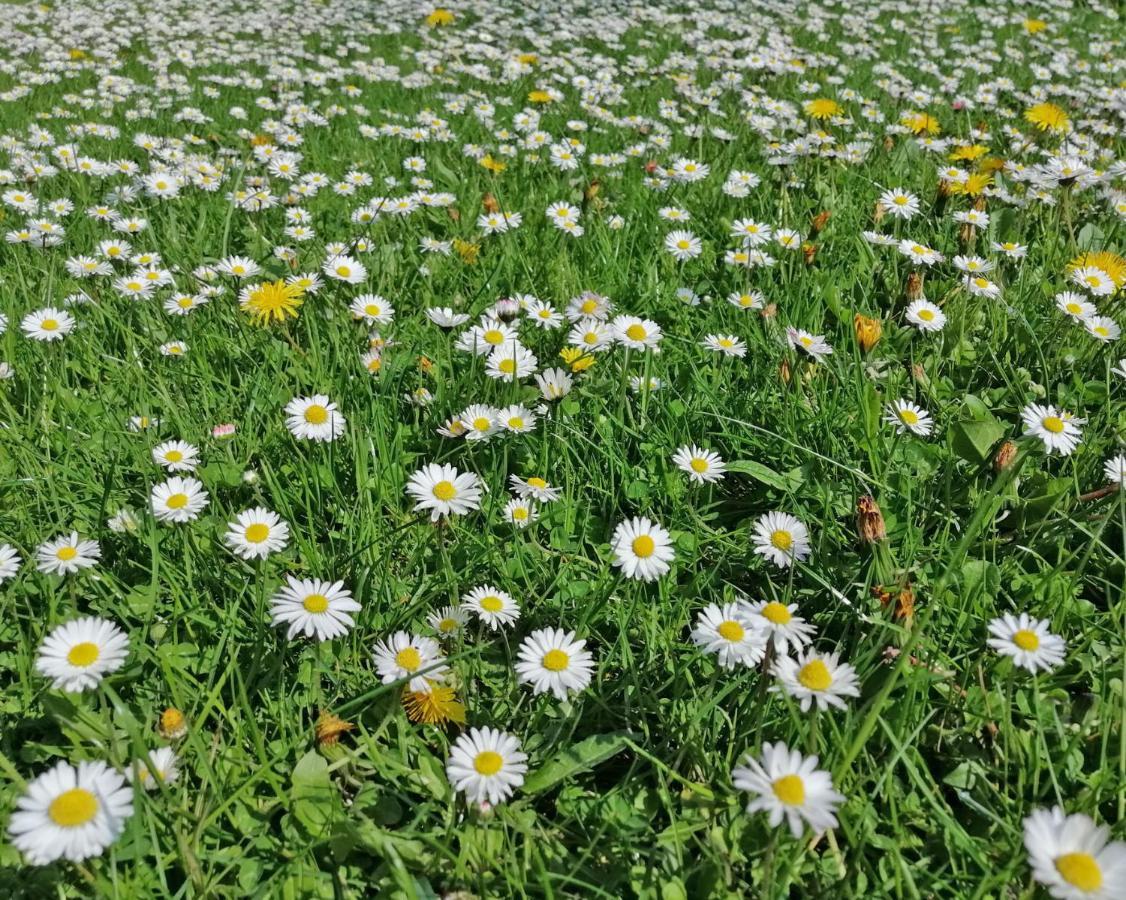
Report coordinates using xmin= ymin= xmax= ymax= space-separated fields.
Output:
xmin=901 ymin=111 xmax=941 ymax=135
xmin=68 ymin=48 xmax=86 ymax=60
xmin=1068 ymin=251 xmax=1126 ymax=291
xmin=1023 ymin=18 xmax=1047 ymax=34
xmin=479 ymin=154 xmax=506 ymax=173
xmin=517 ymin=53 xmax=538 ymax=65
xmin=528 ymin=89 xmax=553 ymax=104
xmin=560 ymin=347 xmax=596 ymax=373
xmin=424 ymin=8 xmax=454 ymax=26
xmin=157 ymin=707 xmax=188 ymax=740
xmin=949 ymin=172 xmax=992 ymax=197
xmin=949 ymin=144 xmax=988 ymax=162
xmin=403 ymin=683 xmax=466 ymax=725
xmin=803 ymin=98 xmax=842 ymax=120
xmin=249 ymin=133 xmax=274 ymax=147
xmin=241 ymin=279 xmax=305 ymax=324
xmin=1024 ymin=102 xmax=1069 ymax=133
xmin=452 ymin=239 xmax=480 ymax=265
xmin=315 ymin=710 xmax=355 ymax=748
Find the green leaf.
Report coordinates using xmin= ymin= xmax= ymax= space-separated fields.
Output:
xmin=290 ymin=751 xmax=340 ymax=836
xmin=950 ymin=419 xmax=1006 ymax=463
xmin=959 ymin=560 xmax=1000 ymax=601
xmin=726 ymin=459 xmax=802 ymax=492
xmin=523 ymin=731 xmax=632 ymax=795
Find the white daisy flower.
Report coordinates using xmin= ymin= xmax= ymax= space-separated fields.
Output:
xmin=773 ymin=649 xmax=860 ymax=711
xmin=152 ymin=440 xmax=199 ymax=472
xmin=905 ymin=299 xmax=946 ymax=332
xmin=7 ymin=760 xmax=133 ymax=864
xmin=427 ymin=606 xmax=469 ymax=638
xmin=405 ymin=463 xmax=483 ymax=521
xmin=503 ymin=498 xmax=538 ymax=528
xmin=445 ymin=727 xmax=528 ymax=807
xmin=269 ymin=576 xmax=361 ymax=641
xmin=1104 ymin=455 xmax=1126 ymax=486
xmin=733 ymin=741 xmax=845 ymax=838
xmin=372 ymin=631 xmax=446 ymax=693
xmin=742 ymin=599 xmax=817 ymax=654
xmin=1022 ymin=403 xmax=1084 ymax=455
xmin=284 ymin=394 xmax=346 ymax=442
xmin=1055 ymin=292 xmax=1096 ymax=321
xmin=611 ymin=516 xmax=675 ymax=581
xmin=885 ymin=399 xmax=933 ymax=436
xmin=786 ymin=327 xmax=833 ymax=361
xmin=752 ymin=512 xmax=811 ymax=569
xmin=224 ymin=507 xmax=290 ymax=560
xmin=613 ymin=315 xmax=663 ymax=351
xmin=509 ymin=475 xmax=560 ymax=502
xmin=515 ymin=627 xmax=595 ymax=700
xmin=127 ymin=747 xmax=180 ymax=791
xmin=672 ymin=445 xmax=727 ymax=484
xmin=35 ymin=532 xmax=101 ymax=576
xmin=987 ymin=613 xmax=1066 ymax=673
xmin=461 ymin=585 xmax=521 ymax=630
xmin=691 ymin=603 xmax=766 ymax=669
xmin=1023 ymin=806 xmax=1126 ymax=900
xmin=349 ymin=294 xmax=394 ymax=325
xmin=35 ymin=616 xmax=129 ymax=692
xmin=0 ymin=543 xmax=22 ymax=583
xmin=21 ymin=307 xmax=75 ymax=341
xmin=151 ymin=476 xmax=209 ymax=524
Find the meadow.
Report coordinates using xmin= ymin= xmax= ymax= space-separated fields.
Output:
xmin=0 ymin=0 xmax=1124 ymax=896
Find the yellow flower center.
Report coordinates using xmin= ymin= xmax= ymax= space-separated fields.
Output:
xmin=48 ymin=788 xmax=98 ymax=827
xmin=245 ymin=523 xmax=270 ymax=543
xmin=438 ymin=618 xmax=457 ymax=633
xmin=304 ymin=404 xmax=328 ymax=424
xmin=42 ymin=318 xmax=59 ymax=331
xmin=542 ymin=649 xmax=570 ymax=671
xmin=1054 ymin=853 xmax=1102 ymax=892
xmin=433 ymin=480 xmax=457 ymax=501
xmin=718 ymin=338 xmax=734 ymax=348
xmin=474 ymin=750 xmax=503 ymax=775
xmin=508 ymin=417 xmax=524 ymax=429
xmin=1066 ymin=303 xmax=1082 ymax=314
xmin=632 ymin=535 xmax=655 ymax=558
xmin=899 ymin=409 xmax=919 ymax=425
xmin=395 ymin=647 xmax=421 ymax=671
xmin=480 ymin=595 xmax=504 ymax=613
xmin=335 ymin=266 xmax=351 ymax=278
xmin=56 ymin=546 xmax=78 ymax=561
xmin=625 ymin=324 xmax=647 ymax=341
xmin=512 ymin=507 xmax=529 ymax=520
xmin=483 ymin=329 xmax=504 ymax=345
xmin=166 ymin=493 xmax=189 ymax=509
xmin=717 ymin=620 xmax=745 ymax=642
xmin=581 ymin=299 xmax=597 ymax=314
xmin=66 ymin=642 xmax=100 ymax=667
xmin=798 ymin=659 xmax=832 ymax=691
xmin=1012 ymin=629 xmax=1040 ymax=651
xmin=165 ymin=450 xmax=183 ymax=462
xmin=583 ymin=332 xmax=598 ymax=344
xmin=1094 ymin=326 xmax=1109 ymax=337
xmin=365 ymin=305 xmax=381 ymax=316
xmin=918 ymin=309 xmax=935 ymax=321
xmin=1042 ymin=416 xmax=1065 ymax=434
xmin=498 ymin=358 xmax=517 ymax=374
xmin=912 ymin=245 xmax=925 ymax=255
xmin=761 ymin=601 xmax=792 ymax=624
xmin=303 ymin=594 xmax=328 ymax=613
xmin=772 ymin=774 xmax=806 ymax=806
xmin=770 ymin=529 xmax=793 ymax=551
xmin=472 ymin=417 xmax=491 ymax=432
xmin=527 ymin=477 xmax=547 ymax=489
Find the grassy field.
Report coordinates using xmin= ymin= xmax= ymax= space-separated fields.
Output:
xmin=0 ymin=0 xmax=1124 ymax=896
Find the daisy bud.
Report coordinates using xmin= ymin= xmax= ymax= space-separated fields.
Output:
xmin=905 ymin=271 xmax=925 ymax=301
xmin=856 ymin=495 xmax=887 ymax=544
xmin=853 ymin=314 xmax=882 ymax=352
xmin=493 ymin=297 xmax=520 ymax=321
xmin=994 ymin=440 xmax=1018 ymax=471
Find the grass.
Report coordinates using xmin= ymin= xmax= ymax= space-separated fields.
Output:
xmin=0 ymin=0 xmax=1124 ymax=897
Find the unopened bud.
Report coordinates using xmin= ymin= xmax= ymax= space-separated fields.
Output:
xmin=854 ymin=314 xmax=882 ymax=352
xmin=994 ymin=440 xmax=1018 ymax=471
xmin=906 ymin=271 xmax=925 ymax=301
xmin=856 ymin=495 xmax=887 ymax=544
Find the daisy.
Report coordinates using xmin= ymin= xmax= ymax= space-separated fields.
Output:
xmin=21 ymin=307 xmax=75 ymax=341
xmin=691 ymin=603 xmax=766 ymax=669
xmin=964 ymin=275 xmax=1001 ymax=299
xmin=613 ymin=316 xmax=663 ymax=351
xmin=1022 ymin=403 xmax=1084 ymax=455
xmin=35 ymin=532 xmax=100 ymax=576
xmin=461 ymin=585 xmax=521 ymax=630
xmin=503 ymin=498 xmax=538 ymax=528
xmin=446 ymin=727 xmax=528 ymax=807
xmin=496 ymin=404 xmax=537 ymax=433
xmin=611 ymin=517 xmax=675 ymax=581
xmin=515 ymin=628 xmax=595 ymax=700
xmin=350 ymin=294 xmax=394 ymax=325
xmin=486 ymin=344 xmax=538 ymax=381
xmin=152 ymin=440 xmax=199 ymax=472
xmin=664 ymin=229 xmax=702 ymax=260
xmin=786 ymin=327 xmax=833 ymax=361
xmin=406 ymin=463 xmax=483 ymax=521
xmin=774 ymin=649 xmax=860 ymax=711
xmin=509 ymin=475 xmax=560 ymax=502
xmin=535 ymin=367 xmax=573 ymax=400
xmin=1056 ymin=292 xmax=1096 ymax=321
xmin=987 ymin=613 xmax=1066 ymax=672
xmin=879 ymin=188 xmax=920 ymax=220
xmin=905 ymin=298 xmax=946 ymax=332
xmin=743 ymin=599 xmax=817 ymax=653
xmin=1023 ymin=806 xmax=1126 ymax=900
xmin=752 ymin=512 xmax=811 ymax=569
xmin=127 ymin=747 xmax=180 ymax=791
xmin=885 ymin=399 xmax=933 ymax=436
xmin=427 ymin=606 xmax=469 ymax=638
xmin=216 ymin=255 xmax=261 ymax=279
xmin=224 ymin=507 xmax=290 ymax=560
xmin=459 ymin=404 xmax=499 ymax=442
xmin=270 ymin=576 xmax=361 ymax=641
xmin=672 ymin=445 xmax=727 ymax=484
xmin=733 ymin=742 xmax=845 ymax=838
xmin=35 ymin=616 xmax=129 ymax=692
xmin=1085 ymin=316 xmax=1120 ymax=343
xmin=426 ymin=307 xmax=470 ymax=328
xmin=372 ymin=632 xmax=447 ymax=693
xmin=568 ymin=318 xmax=615 ymax=352
xmin=284 ymin=395 xmax=347 ymax=442
xmin=1104 ymin=455 xmax=1126 ymax=486
xmin=897 ymin=239 xmax=943 ymax=266
xmin=151 ymin=476 xmax=209 ymax=524
xmin=728 ymin=290 xmax=765 ymax=310
xmin=1071 ymin=266 xmax=1115 ymax=297
xmin=7 ymin=760 xmax=133 ymax=865
xmin=0 ymin=543 xmax=22 ymax=583
xmin=702 ymin=334 xmax=747 ymax=357
xmin=323 ymin=254 xmax=366 ymax=284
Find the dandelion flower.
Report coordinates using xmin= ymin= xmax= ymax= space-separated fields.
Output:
xmin=239 ymin=279 xmax=304 ymax=324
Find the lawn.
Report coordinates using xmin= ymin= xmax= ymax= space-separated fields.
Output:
xmin=0 ymin=0 xmax=1124 ymax=897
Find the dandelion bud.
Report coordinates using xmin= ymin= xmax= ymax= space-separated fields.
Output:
xmin=958 ymin=221 xmax=975 ymax=247
xmin=446 ymin=207 xmax=461 ymax=222
xmin=905 ymin=271 xmax=925 ymax=301
xmin=873 ymin=583 xmax=915 ymax=622
xmin=802 ymin=241 xmax=818 ymax=265
xmin=481 ymin=192 xmax=499 ymax=214
xmin=911 ymin=363 xmax=928 ymax=383
xmin=157 ymin=707 xmax=188 ymax=740
xmin=810 ymin=210 xmax=831 ymax=234
xmin=779 ymin=358 xmax=792 ymax=384
xmin=873 ymin=201 xmax=886 ymax=225
xmin=883 ymin=135 xmax=895 ymax=152
xmin=644 ymin=160 xmax=659 ymax=175
xmin=856 ymin=495 xmax=887 ymax=543
xmin=584 ymin=179 xmax=601 ymax=202
xmin=418 ymin=355 xmax=434 ymax=374
xmin=994 ymin=440 xmax=1018 ymax=471
xmin=853 ymin=314 xmax=882 ymax=352
xmin=315 ymin=710 xmax=355 ymax=748
xmin=761 ymin=303 xmax=778 ymax=319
